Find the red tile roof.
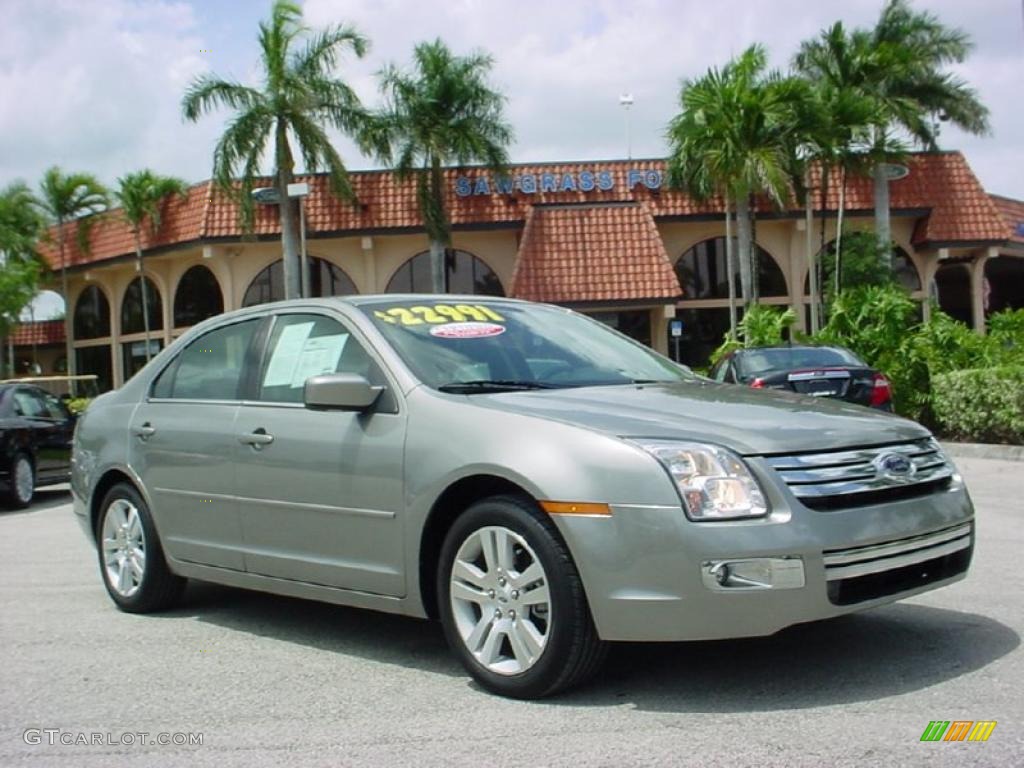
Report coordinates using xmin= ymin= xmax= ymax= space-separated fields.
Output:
xmin=9 ymin=320 xmax=65 ymax=347
xmin=509 ymin=203 xmax=682 ymax=303
xmin=37 ymin=151 xmax=1011 ymax=271
xmin=990 ymin=195 xmax=1024 ymax=245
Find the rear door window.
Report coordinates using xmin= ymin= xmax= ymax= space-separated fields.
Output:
xmin=151 ymin=319 xmax=260 ymax=400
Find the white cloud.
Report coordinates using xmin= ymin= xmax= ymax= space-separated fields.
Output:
xmin=0 ymin=0 xmax=1020 ymax=199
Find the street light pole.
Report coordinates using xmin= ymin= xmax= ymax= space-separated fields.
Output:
xmin=253 ymin=182 xmax=311 ymax=298
xmin=619 ymin=93 xmax=634 ymax=160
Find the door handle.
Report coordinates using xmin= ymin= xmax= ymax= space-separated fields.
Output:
xmin=238 ymin=430 xmax=274 ymax=447
xmin=132 ymin=423 xmax=156 ymax=440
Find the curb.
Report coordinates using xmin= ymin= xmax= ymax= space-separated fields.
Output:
xmin=940 ymin=442 xmax=1024 ymax=462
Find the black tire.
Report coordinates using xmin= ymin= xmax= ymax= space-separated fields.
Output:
xmin=437 ymin=494 xmax=607 ymax=699
xmin=96 ymin=482 xmax=185 ymax=613
xmin=4 ymin=453 xmax=35 ymax=509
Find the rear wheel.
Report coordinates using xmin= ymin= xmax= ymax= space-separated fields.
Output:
xmin=97 ymin=483 xmax=185 ymax=613
xmin=437 ymin=495 xmax=607 ymax=698
xmin=4 ymin=453 xmax=34 ymax=509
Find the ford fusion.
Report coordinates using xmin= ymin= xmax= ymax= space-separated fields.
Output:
xmin=72 ymin=296 xmax=974 ymax=698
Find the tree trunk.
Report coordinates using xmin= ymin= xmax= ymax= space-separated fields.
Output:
xmin=835 ymin=166 xmax=847 ymax=298
xmin=276 ymin=122 xmax=300 ymax=300
xmin=58 ymin=219 xmax=76 ymax=393
xmin=735 ymin=193 xmax=753 ymax=309
xmin=806 ymin=172 xmax=819 ymax=334
xmin=135 ymin=231 xmax=152 ymax=365
xmin=724 ymin=193 xmax=737 ymax=336
xmin=428 ymin=158 xmax=447 ymax=294
xmin=750 ymin=195 xmax=759 ymax=303
xmin=874 ymin=162 xmax=892 ymax=270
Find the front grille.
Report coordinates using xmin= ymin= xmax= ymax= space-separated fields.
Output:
xmin=822 ymin=522 xmax=973 ymax=605
xmin=766 ymin=438 xmax=954 ymax=510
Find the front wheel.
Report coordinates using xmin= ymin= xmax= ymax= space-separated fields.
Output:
xmin=437 ymin=495 xmax=607 ymax=698
xmin=4 ymin=453 xmax=35 ymax=509
xmin=97 ymin=483 xmax=185 ymax=613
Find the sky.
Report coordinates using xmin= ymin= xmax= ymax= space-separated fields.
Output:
xmin=3 ymin=0 xmax=1022 ymax=318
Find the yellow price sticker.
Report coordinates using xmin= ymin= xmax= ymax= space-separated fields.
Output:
xmin=373 ymin=304 xmax=505 ymax=326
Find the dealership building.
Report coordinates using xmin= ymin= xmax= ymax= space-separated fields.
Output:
xmin=16 ymin=151 xmax=1024 ymax=391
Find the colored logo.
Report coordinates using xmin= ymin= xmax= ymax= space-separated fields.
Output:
xmin=920 ymin=720 xmax=997 ymax=742
xmin=873 ymin=452 xmax=915 ymax=480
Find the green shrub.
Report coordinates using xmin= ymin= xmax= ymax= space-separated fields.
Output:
xmin=65 ymin=397 xmax=92 ymax=415
xmin=708 ymin=305 xmax=796 ymax=368
xmin=932 ymin=367 xmax=1024 ymax=444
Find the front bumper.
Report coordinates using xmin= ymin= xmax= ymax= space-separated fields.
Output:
xmin=553 ymin=480 xmax=974 ymax=642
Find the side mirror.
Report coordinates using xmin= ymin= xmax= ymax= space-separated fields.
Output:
xmin=304 ymin=373 xmax=383 ymax=412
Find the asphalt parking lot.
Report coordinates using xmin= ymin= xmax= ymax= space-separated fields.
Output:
xmin=1 ymin=456 xmax=1021 ymax=767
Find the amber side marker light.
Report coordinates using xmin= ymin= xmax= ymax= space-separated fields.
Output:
xmin=540 ymin=501 xmax=612 ymax=516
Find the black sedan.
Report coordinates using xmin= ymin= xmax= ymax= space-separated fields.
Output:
xmin=709 ymin=345 xmax=893 ymax=410
xmin=0 ymin=383 xmax=75 ymax=508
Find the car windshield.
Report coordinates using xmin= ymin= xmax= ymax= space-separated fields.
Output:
xmin=360 ymin=299 xmax=694 ymax=392
xmin=737 ymin=347 xmax=864 ymax=377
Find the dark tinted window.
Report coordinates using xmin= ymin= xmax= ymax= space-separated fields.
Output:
xmin=737 ymin=347 xmax=864 ymax=376
xmin=258 ymin=314 xmax=380 ymax=403
xmin=174 ymin=265 xmax=224 ymax=327
xmin=386 ymin=250 xmax=504 ymax=296
xmin=121 ymin=277 xmax=163 ymax=334
xmin=73 ymin=286 xmax=111 ymax=340
xmin=242 ymin=258 xmax=358 ymax=307
xmin=676 ymin=238 xmax=787 ymax=299
xmin=152 ymin=319 xmax=259 ymax=400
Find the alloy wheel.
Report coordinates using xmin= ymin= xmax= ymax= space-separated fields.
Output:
xmin=13 ymin=457 xmax=33 ymax=504
xmin=101 ymin=499 xmax=147 ymax=598
xmin=449 ymin=525 xmax=551 ymax=676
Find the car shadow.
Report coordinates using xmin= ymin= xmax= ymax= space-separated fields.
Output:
xmin=158 ymin=582 xmax=1018 ymax=709
xmin=0 ymin=485 xmax=71 ymax=516
xmin=558 ymin=603 xmax=1020 ymax=712
xmin=163 ymin=581 xmax=461 ymax=678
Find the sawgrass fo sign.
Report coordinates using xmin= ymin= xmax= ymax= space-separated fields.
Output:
xmin=454 ymin=168 xmax=664 ymax=197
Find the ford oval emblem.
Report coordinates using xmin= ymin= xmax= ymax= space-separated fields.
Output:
xmin=873 ymin=452 xmax=915 ymax=480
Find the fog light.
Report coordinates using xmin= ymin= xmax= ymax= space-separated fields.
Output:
xmin=702 ymin=557 xmax=805 ymax=591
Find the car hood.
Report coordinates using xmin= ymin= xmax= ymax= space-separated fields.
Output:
xmin=473 ymin=381 xmax=929 ymax=455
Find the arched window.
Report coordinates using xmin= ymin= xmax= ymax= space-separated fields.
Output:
xmin=174 ymin=265 xmax=224 ymax=327
xmin=805 ymin=241 xmax=922 ymax=293
xmin=386 ymin=250 xmax=504 ymax=295
xmin=73 ymin=285 xmax=111 ymax=339
xmin=675 ymin=238 xmax=787 ymax=299
xmin=121 ymin=276 xmax=163 ymax=335
xmin=242 ymin=257 xmax=358 ymax=307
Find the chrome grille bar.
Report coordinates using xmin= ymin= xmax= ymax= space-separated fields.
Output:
xmin=766 ymin=438 xmax=953 ymax=501
xmin=823 ymin=522 xmax=972 ymax=581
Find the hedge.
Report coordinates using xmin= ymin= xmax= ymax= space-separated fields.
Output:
xmin=932 ymin=367 xmax=1024 ymax=445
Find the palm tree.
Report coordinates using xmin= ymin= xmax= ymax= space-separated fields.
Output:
xmin=798 ymin=2 xmax=989 ymax=267
xmin=793 ymin=24 xmax=883 ymax=321
xmin=0 ymin=182 xmax=45 ymax=378
xmin=364 ymin=39 xmax=512 ymax=293
xmin=36 ymin=167 xmax=108 ymax=381
xmin=867 ymin=0 xmax=989 ymax=261
xmin=667 ymin=45 xmax=802 ymax=310
xmin=112 ymin=171 xmax=188 ymax=364
xmin=182 ymin=0 xmax=370 ymax=300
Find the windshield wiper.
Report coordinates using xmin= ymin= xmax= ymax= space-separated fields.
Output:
xmin=437 ymin=379 xmax=561 ymax=394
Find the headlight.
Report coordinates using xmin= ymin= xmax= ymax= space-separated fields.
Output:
xmin=632 ymin=440 xmax=768 ymax=521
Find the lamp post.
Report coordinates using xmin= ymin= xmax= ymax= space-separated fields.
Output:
xmin=252 ymin=182 xmax=311 ymax=298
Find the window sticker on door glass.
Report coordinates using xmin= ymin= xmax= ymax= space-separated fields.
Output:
xmin=263 ymin=322 xmax=314 ymax=386
xmin=372 ymin=304 xmax=505 ymax=326
xmin=288 ymin=333 xmax=348 ymax=387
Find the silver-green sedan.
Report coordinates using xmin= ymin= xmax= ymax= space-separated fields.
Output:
xmin=72 ymin=296 xmax=974 ymax=698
